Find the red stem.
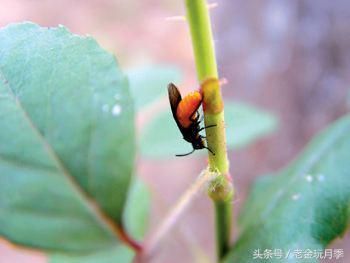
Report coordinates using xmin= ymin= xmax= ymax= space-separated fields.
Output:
xmin=116 ymin=223 xmax=143 ymax=252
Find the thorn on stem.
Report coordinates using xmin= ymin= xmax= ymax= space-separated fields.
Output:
xmin=219 ymin=78 xmax=228 ymax=86
xmin=165 ymin=15 xmax=187 ymax=22
xmin=207 ymin=2 xmax=218 ymax=10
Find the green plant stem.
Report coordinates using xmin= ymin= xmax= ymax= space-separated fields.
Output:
xmin=185 ymin=0 xmax=218 ymax=81
xmin=215 ymin=200 xmax=232 ymax=258
xmin=185 ymin=0 xmax=234 ymax=260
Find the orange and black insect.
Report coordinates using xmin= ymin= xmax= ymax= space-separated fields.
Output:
xmin=168 ymin=83 xmax=215 ymax=157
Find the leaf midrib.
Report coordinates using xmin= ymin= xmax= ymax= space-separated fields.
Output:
xmin=0 ymin=71 xmax=121 ymax=243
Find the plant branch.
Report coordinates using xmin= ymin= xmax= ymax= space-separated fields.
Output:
xmin=116 ymin=222 xmax=142 ymax=252
xmin=142 ymin=169 xmax=215 ymax=259
xmin=214 ymin=200 xmax=232 ymax=258
xmin=185 ymin=0 xmax=234 ymax=260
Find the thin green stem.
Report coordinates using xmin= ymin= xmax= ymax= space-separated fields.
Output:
xmin=215 ymin=200 xmax=232 ymax=258
xmin=185 ymin=0 xmax=234 ymax=260
xmin=185 ymin=0 xmax=218 ymax=81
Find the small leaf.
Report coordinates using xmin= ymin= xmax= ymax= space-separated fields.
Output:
xmin=0 ymin=22 xmax=135 ymax=255
xmin=225 ymin=102 xmax=277 ymax=149
xmin=224 ymin=115 xmax=350 ymax=262
xmin=140 ymin=101 xmax=277 ymax=158
xmin=126 ymin=65 xmax=182 ymax=111
xmin=123 ymin=177 xmax=150 ymax=240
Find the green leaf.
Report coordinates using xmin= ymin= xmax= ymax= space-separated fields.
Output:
xmin=224 ymin=115 xmax=350 ymax=263
xmin=49 ymin=177 xmax=150 ymax=263
xmin=123 ymin=177 xmax=150 ymax=240
xmin=50 ymin=246 xmax=133 ymax=263
xmin=140 ymin=101 xmax=277 ymax=158
xmin=225 ymin=102 xmax=277 ymax=149
xmin=125 ymin=65 xmax=182 ymax=111
xmin=0 ymin=22 xmax=135 ymax=255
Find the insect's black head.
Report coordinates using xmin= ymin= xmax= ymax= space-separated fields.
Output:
xmin=192 ymin=136 xmax=205 ymax=150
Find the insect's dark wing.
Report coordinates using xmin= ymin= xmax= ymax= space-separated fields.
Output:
xmin=168 ymin=83 xmax=189 ymax=135
xmin=168 ymin=83 xmax=182 ymax=117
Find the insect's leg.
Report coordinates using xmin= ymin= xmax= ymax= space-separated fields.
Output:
xmin=204 ymin=146 xmax=215 ymax=156
xmin=198 ymin=114 xmax=204 ymax=123
xmin=190 ymin=111 xmax=200 ymax=123
xmin=176 ymin=148 xmax=195 ymax=157
xmin=189 ymin=99 xmax=203 ymax=123
xmin=198 ymin=124 xmax=217 ymax=132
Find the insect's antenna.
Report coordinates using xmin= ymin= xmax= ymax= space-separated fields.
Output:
xmin=205 ymin=146 xmax=215 ymax=156
xmin=205 ymin=124 xmax=217 ymax=129
xmin=198 ymin=124 xmax=217 ymax=132
xmin=176 ymin=149 xmax=195 ymax=157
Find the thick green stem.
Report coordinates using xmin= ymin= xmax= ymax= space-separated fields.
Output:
xmin=185 ymin=0 xmax=233 ymax=260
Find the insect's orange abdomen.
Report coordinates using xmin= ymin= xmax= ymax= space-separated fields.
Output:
xmin=176 ymin=91 xmax=202 ymax=128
